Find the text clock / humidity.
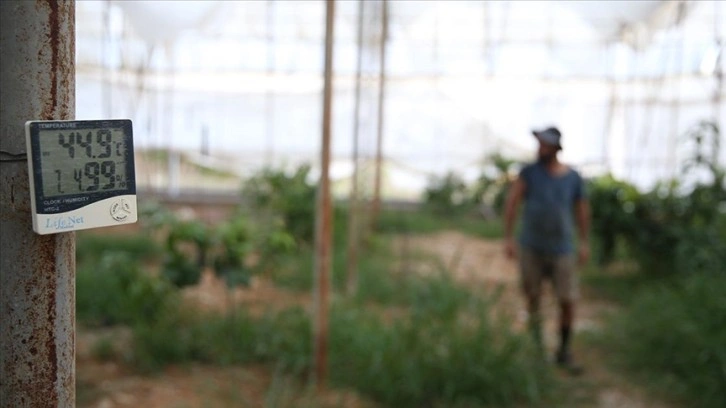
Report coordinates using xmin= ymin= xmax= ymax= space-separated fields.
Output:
xmin=25 ymin=119 xmax=137 ymax=234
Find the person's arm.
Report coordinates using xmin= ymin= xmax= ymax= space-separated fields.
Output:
xmin=504 ymin=177 xmax=525 ymax=259
xmin=575 ymin=198 xmax=590 ymax=265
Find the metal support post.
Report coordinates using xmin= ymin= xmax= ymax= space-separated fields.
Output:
xmin=0 ymin=1 xmax=76 ymax=407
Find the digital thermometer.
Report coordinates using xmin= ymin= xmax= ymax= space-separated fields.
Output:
xmin=25 ymin=119 xmax=137 ymax=234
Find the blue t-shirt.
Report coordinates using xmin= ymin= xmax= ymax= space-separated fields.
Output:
xmin=518 ymin=163 xmax=585 ymax=255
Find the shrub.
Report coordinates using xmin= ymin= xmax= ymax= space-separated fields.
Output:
xmin=423 ymin=172 xmax=471 ymax=216
xmin=76 ymin=251 xmax=178 ymax=327
xmin=471 ymin=152 xmax=520 ymax=217
xmin=588 ymin=120 xmax=726 ymax=276
xmin=241 ymin=165 xmax=318 ymax=243
xmin=589 ymin=177 xmax=725 ymax=276
xmin=212 ymin=215 xmax=255 ymax=287
xmin=161 ymin=219 xmax=211 ymax=288
xmin=587 ymin=175 xmax=640 ymax=265
xmin=624 ymin=179 xmax=726 ymax=276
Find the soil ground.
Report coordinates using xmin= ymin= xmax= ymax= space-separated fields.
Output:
xmin=77 ymin=230 xmax=678 ymax=408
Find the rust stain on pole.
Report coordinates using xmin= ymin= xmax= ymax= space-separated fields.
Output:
xmin=0 ymin=1 xmax=76 ymax=407
xmin=39 ymin=0 xmax=75 ymax=120
xmin=313 ymin=0 xmax=335 ymax=391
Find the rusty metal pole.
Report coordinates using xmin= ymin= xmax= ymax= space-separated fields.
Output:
xmin=313 ymin=0 xmax=335 ymax=390
xmin=371 ymin=0 xmax=388 ymax=229
xmin=345 ymin=0 xmax=365 ymax=296
xmin=0 ymin=1 xmax=76 ymax=407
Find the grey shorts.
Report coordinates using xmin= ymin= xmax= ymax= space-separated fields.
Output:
xmin=519 ymin=247 xmax=579 ymax=302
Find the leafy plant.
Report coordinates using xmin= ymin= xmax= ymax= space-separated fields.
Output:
xmin=589 ymin=120 xmax=725 ymax=276
xmin=212 ymin=215 xmax=254 ymax=287
xmin=471 ymin=152 xmax=520 ymax=216
xmin=587 ymin=175 xmax=640 ymax=265
xmin=254 ymin=217 xmax=297 ymax=275
xmin=76 ymin=251 xmax=178 ymax=327
xmin=241 ymin=165 xmax=318 ymax=243
xmin=161 ymin=219 xmax=211 ymax=288
xmin=422 ymin=171 xmax=471 ymax=215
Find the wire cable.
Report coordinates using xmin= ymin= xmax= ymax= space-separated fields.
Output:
xmin=0 ymin=150 xmax=28 ymax=162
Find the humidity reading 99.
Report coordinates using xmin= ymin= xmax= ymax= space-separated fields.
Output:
xmin=39 ymin=128 xmax=129 ymax=198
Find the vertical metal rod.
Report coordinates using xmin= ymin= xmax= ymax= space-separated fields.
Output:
xmin=482 ymin=2 xmax=490 ymax=77
xmin=164 ymin=44 xmax=175 ymax=193
xmin=668 ymin=3 xmax=684 ymax=179
xmin=265 ymin=0 xmax=276 ymax=167
xmin=0 ymin=1 xmax=76 ymax=407
xmin=346 ymin=0 xmax=365 ymax=296
xmin=602 ymin=40 xmax=618 ymax=174
xmin=371 ymin=0 xmax=388 ymax=228
xmin=102 ymin=0 xmax=112 ymax=117
xmin=713 ymin=0 xmax=723 ymax=140
xmin=313 ymin=0 xmax=335 ymax=390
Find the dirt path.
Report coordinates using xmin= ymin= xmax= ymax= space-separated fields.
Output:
xmin=392 ymin=230 xmax=676 ymax=408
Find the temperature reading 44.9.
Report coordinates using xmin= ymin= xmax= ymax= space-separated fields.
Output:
xmin=39 ymin=128 xmax=129 ymax=198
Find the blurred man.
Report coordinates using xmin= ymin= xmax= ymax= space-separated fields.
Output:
xmin=503 ymin=126 xmax=590 ymax=373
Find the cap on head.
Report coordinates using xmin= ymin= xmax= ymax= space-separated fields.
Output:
xmin=532 ymin=126 xmax=562 ymax=150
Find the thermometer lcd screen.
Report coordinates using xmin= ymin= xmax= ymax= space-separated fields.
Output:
xmin=38 ymin=127 xmax=130 ymax=198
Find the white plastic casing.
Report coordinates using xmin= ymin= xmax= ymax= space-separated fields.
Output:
xmin=29 ymin=194 xmax=138 ymax=234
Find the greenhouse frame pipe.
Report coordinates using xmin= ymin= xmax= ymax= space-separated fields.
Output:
xmin=346 ymin=0 xmax=365 ymax=296
xmin=313 ymin=0 xmax=335 ymax=390
xmin=371 ymin=0 xmax=388 ymax=227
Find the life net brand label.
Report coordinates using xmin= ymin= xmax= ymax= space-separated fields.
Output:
xmin=34 ymin=195 xmax=138 ymax=234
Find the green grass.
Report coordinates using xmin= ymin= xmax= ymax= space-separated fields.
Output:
xmin=129 ymin=306 xmax=312 ymax=373
xmin=581 ymin=264 xmax=649 ymax=305
xmin=587 ymin=271 xmax=726 ymax=408
xmin=329 ymin=298 xmax=553 ymax=407
xmin=126 ymin=246 xmax=553 ymax=406
xmin=376 ymin=209 xmax=504 ymax=239
xmin=126 ymin=298 xmax=553 ymax=407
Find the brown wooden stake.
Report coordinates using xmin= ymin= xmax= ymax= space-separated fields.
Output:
xmin=346 ymin=0 xmax=365 ymax=296
xmin=314 ymin=0 xmax=335 ymax=391
xmin=371 ymin=0 xmax=388 ymax=229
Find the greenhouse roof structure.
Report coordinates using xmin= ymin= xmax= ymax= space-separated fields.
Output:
xmin=76 ymin=0 xmax=724 ymax=196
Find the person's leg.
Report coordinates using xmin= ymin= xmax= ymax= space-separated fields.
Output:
xmin=527 ymin=294 xmax=543 ymax=353
xmin=557 ymin=300 xmax=574 ymax=361
xmin=553 ymin=254 xmax=579 ymax=367
xmin=520 ymin=247 xmax=544 ymax=352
